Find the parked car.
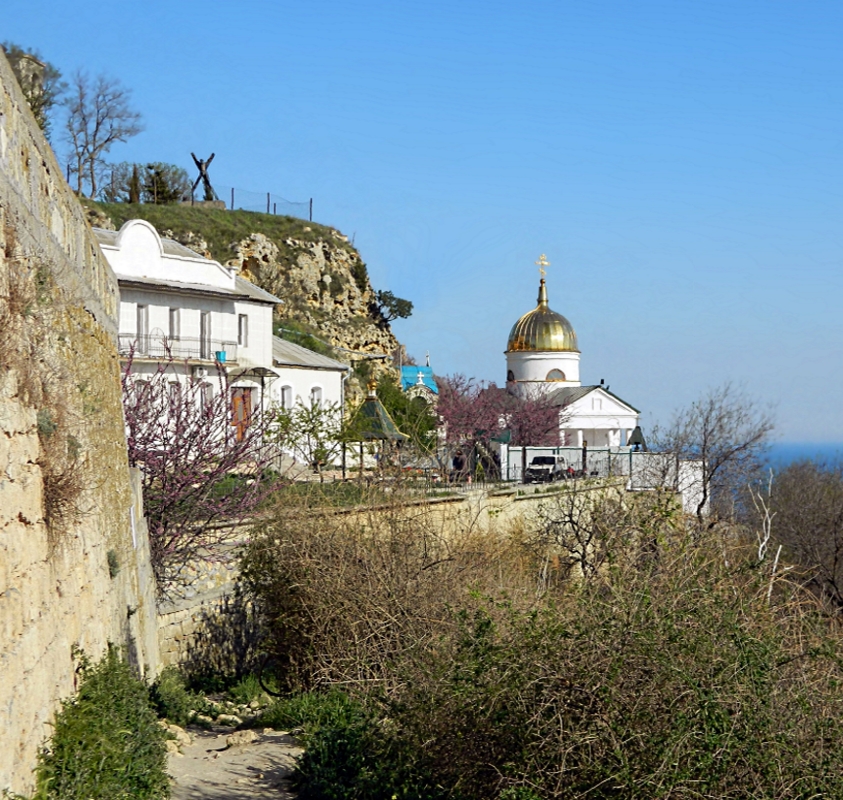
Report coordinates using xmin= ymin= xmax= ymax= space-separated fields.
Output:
xmin=524 ymin=455 xmax=565 ymax=482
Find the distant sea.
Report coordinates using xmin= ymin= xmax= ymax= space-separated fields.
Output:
xmin=764 ymin=442 xmax=843 ymax=467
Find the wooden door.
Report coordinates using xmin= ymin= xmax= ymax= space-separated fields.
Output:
xmin=231 ymin=387 xmax=252 ymax=441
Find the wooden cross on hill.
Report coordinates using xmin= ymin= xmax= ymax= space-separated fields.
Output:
xmin=191 ymin=152 xmax=218 ymax=202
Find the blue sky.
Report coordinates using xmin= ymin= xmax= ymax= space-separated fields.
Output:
xmin=5 ymin=0 xmax=843 ymax=442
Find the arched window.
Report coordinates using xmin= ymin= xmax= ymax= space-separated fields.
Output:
xmin=546 ymin=369 xmax=566 ymax=381
xmin=310 ymin=386 xmax=323 ymax=408
xmin=280 ymin=385 xmax=293 ymax=410
xmin=507 ymin=370 xmax=515 ymax=383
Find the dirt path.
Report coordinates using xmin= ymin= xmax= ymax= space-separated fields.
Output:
xmin=168 ymin=726 xmax=303 ymax=799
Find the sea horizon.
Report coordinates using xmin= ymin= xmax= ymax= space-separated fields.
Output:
xmin=764 ymin=442 xmax=843 ymax=467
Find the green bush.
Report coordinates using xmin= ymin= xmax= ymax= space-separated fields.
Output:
xmin=227 ymin=673 xmax=263 ymax=706
xmin=150 ymin=665 xmax=207 ymax=727
xmin=34 ymin=648 xmax=168 ymax=800
xmin=283 ymin=692 xmax=446 ymax=800
xmin=258 ymin=689 xmax=360 ymax=735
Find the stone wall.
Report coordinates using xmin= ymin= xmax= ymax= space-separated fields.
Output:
xmin=156 ymin=536 xmax=255 ymax=674
xmin=0 ymin=52 xmax=158 ymax=795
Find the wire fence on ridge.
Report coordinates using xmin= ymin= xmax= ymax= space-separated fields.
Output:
xmin=211 ymin=185 xmax=312 ymax=221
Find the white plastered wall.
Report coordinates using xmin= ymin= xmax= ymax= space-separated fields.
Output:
xmin=269 ymin=366 xmax=345 ymax=411
xmin=561 ymin=389 xmax=639 ymax=447
xmin=103 ymin=220 xmax=236 ymax=290
xmin=506 ymin=349 xmax=581 ymax=396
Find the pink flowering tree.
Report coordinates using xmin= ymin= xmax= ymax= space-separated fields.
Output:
xmin=122 ymin=353 xmax=280 ymax=594
xmin=437 ymin=375 xmax=562 ymax=481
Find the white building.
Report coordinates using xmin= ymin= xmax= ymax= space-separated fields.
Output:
xmin=94 ymin=219 xmax=348 ymax=435
xmin=272 ymin=336 xmax=349 ymax=413
xmin=505 ymin=268 xmax=640 ymax=448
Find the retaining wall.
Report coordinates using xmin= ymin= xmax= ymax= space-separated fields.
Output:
xmin=0 ymin=52 xmax=158 ymax=795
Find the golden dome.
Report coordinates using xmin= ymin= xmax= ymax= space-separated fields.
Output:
xmin=506 ymin=279 xmax=579 ymax=353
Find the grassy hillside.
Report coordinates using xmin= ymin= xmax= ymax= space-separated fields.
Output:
xmin=83 ymin=200 xmax=358 ymax=266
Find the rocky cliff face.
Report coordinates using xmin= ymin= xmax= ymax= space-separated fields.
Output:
xmin=227 ymin=231 xmax=398 ymax=362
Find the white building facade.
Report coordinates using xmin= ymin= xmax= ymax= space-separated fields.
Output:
xmin=95 ymin=220 xmax=348 ymax=434
xmin=272 ymin=336 xmax=349 ymax=413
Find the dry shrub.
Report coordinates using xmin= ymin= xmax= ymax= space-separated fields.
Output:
xmin=394 ymin=537 xmax=843 ymax=799
xmin=245 ymin=487 xmax=843 ymax=799
xmin=38 ymin=408 xmax=85 ymax=536
xmin=241 ymin=487 xmax=536 ymax=694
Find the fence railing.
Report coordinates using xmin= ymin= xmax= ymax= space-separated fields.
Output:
xmin=210 ymin=185 xmax=312 ymax=220
xmin=119 ymin=334 xmax=238 ymax=363
xmin=502 ymin=446 xmax=638 ymax=483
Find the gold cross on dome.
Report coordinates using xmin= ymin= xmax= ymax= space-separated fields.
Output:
xmin=535 ymin=254 xmax=549 ymax=279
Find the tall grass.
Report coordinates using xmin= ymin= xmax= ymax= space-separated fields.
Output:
xmin=87 ymin=201 xmax=357 ymax=265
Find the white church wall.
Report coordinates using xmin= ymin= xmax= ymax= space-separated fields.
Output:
xmin=506 ymin=350 xmax=581 ymax=391
xmin=560 ymin=389 xmax=638 ymax=448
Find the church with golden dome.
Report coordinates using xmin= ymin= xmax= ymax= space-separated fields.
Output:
xmin=505 ymin=256 xmax=640 ymax=448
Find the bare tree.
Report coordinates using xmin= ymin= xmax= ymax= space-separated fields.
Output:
xmin=650 ymin=383 xmax=774 ymax=523
xmin=65 ymin=71 xmax=143 ymax=197
xmin=770 ymin=459 xmax=843 ymax=609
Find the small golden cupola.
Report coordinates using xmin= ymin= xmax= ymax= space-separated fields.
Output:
xmin=505 ymin=255 xmax=582 ymax=394
xmin=506 ymin=272 xmax=578 ymax=354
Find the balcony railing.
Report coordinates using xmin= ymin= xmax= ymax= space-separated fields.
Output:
xmin=119 ymin=334 xmax=238 ymax=362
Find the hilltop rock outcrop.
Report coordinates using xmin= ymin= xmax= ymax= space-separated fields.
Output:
xmin=228 ymin=232 xmax=397 ymax=362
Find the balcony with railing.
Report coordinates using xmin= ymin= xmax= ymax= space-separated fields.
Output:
xmin=118 ymin=334 xmax=238 ymax=363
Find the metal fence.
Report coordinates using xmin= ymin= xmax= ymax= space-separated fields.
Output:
xmin=502 ymin=445 xmax=638 ymax=483
xmin=212 ymin=185 xmax=312 ymax=220
xmin=118 ymin=334 xmax=238 ymax=363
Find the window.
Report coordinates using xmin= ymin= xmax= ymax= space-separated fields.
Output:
xmin=169 ymin=308 xmax=180 ymax=341
xmin=168 ymin=382 xmax=181 ymax=405
xmin=238 ymin=314 xmax=249 ymax=347
xmin=310 ymin=386 xmax=322 ymax=408
xmin=546 ymin=369 xmax=566 ymax=381
xmin=591 ymin=397 xmax=603 ymax=411
xmin=201 ymin=382 xmax=214 ymax=410
xmin=280 ymin=385 xmax=293 ymax=410
xmin=136 ymin=305 xmax=148 ymax=353
xmin=200 ymin=311 xmax=211 ymax=359
xmin=507 ymin=370 xmax=515 ymax=382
